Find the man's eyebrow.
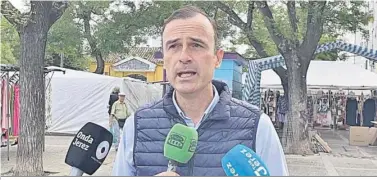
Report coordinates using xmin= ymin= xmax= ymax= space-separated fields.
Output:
xmin=190 ymin=37 xmax=206 ymax=45
xmin=165 ymin=38 xmax=179 ymax=47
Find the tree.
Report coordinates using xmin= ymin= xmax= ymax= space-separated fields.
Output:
xmin=69 ymin=1 xmax=111 ymax=74
xmin=67 ymin=1 xmax=167 ymax=74
xmin=45 ymin=6 xmax=87 ymax=70
xmin=214 ymin=1 xmax=372 ymax=154
xmin=1 ymin=0 xmax=68 ymax=176
xmin=1 ymin=6 xmax=88 ymax=70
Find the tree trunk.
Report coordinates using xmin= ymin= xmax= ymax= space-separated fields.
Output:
xmin=9 ymin=1 xmax=68 ymax=176
xmin=14 ymin=11 xmax=50 ymax=178
xmin=281 ymin=78 xmax=288 ymax=99
xmin=283 ymin=51 xmax=312 ymax=155
xmin=94 ymin=52 xmax=105 ymax=74
xmin=81 ymin=10 xmax=104 ymax=74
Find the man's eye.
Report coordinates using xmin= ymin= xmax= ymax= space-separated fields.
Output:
xmin=169 ymin=44 xmax=177 ymax=49
xmin=193 ymin=43 xmax=202 ymax=48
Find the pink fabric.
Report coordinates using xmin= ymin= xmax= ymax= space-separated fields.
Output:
xmin=13 ymin=84 xmax=20 ymax=136
xmin=1 ymin=79 xmax=8 ymax=131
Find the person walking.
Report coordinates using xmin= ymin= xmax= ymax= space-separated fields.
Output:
xmin=110 ymin=92 xmax=130 ymax=151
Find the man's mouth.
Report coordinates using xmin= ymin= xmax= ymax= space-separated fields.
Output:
xmin=177 ymin=71 xmax=197 ymax=78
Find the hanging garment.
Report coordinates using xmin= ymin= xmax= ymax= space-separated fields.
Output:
xmin=1 ymin=79 xmax=8 ymax=131
xmin=12 ymin=84 xmax=20 ymax=136
xmin=9 ymin=84 xmax=14 ymax=134
xmin=362 ymin=98 xmax=376 ymax=127
xmin=323 ymin=111 xmax=332 ymax=126
xmin=276 ymin=96 xmax=288 ymax=123
xmin=317 ymin=98 xmax=330 ymax=113
xmin=346 ymin=98 xmax=358 ymax=126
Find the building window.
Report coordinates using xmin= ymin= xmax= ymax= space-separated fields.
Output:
xmin=127 ymin=74 xmax=147 ymax=81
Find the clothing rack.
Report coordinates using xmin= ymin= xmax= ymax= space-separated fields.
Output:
xmin=0 ymin=64 xmax=66 ymax=161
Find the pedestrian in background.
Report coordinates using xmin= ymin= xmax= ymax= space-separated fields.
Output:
xmin=110 ymin=92 xmax=130 ymax=151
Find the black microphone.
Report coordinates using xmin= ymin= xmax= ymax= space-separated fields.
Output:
xmin=64 ymin=122 xmax=113 ymax=176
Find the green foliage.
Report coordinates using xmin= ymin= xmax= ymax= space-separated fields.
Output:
xmin=1 ymin=17 xmax=19 ymax=64
xmin=324 ymin=1 xmax=373 ymax=39
xmin=95 ymin=1 xmax=155 ymax=55
xmin=1 ymin=42 xmax=16 ymax=64
xmin=5 ymin=0 xmax=367 ymax=70
xmin=45 ymin=6 xmax=87 ymax=70
xmin=141 ymin=1 xmax=236 ymax=45
xmin=218 ymin=1 xmax=373 ymax=60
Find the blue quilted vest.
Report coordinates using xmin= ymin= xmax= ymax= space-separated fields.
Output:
xmin=133 ymin=80 xmax=261 ymax=176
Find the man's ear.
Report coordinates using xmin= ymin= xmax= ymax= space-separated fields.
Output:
xmin=215 ymin=49 xmax=224 ymax=68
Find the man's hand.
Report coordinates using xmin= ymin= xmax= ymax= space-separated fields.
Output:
xmin=109 ymin=116 xmax=114 ymax=127
xmin=154 ymin=171 xmax=180 ymax=176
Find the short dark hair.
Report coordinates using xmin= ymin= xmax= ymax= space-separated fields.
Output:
xmin=162 ymin=5 xmax=219 ymax=51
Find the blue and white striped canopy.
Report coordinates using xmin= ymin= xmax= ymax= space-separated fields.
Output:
xmin=242 ymin=60 xmax=262 ymax=106
xmin=242 ymin=40 xmax=377 ymax=106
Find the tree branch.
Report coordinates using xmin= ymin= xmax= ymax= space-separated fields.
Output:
xmin=300 ymin=1 xmax=327 ymax=61
xmin=256 ymin=1 xmax=288 ymax=53
xmin=215 ymin=1 xmax=267 ymax=57
xmin=48 ymin=1 xmax=69 ymax=27
xmin=246 ymin=1 xmax=255 ymax=30
xmin=287 ymin=1 xmax=299 ymax=47
xmin=245 ymin=32 xmax=268 ymax=58
xmin=0 ymin=0 xmax=28 ymax=31
xmin=273 ymin=66 xmax=288 ymax=82
xmin=215 ymin=1 xmax=287 ymax=85
xmin=213 ymin=1 xmax=246 ymax=30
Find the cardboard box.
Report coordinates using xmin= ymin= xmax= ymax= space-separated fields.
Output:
xmin=369 ymin=127 xmax=377 ymax=146
xmin=349 ymin=126 xmax=370 ymax=146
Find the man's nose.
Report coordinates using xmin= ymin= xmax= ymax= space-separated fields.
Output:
xmin=179 ymin=47 xmax=192 ymax=64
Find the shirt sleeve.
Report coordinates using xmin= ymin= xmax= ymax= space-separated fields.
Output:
xmin=255 ymin=113 xmax=289 ymax=176
xmin=112 ymin=114 xmax=136 ymax=176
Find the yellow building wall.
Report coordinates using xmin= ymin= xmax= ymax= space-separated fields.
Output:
xmin=89 ymin=62 xmax=164 ymax=82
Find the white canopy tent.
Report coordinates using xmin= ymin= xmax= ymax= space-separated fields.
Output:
xmin=259 ymin=61 xmax=377 ymax=94
xmin=45 ymin=66 xmax=162 ymax=134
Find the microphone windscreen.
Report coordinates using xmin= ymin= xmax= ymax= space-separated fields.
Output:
xmin=164 ymin=123 xmax=198 ymax=163
xmin=65 ymin=122 xmax=113 ymax=175
xmin=221 ymin=144 xmax=270 ymax=176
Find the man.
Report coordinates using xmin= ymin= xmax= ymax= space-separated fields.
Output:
xmin=111 ymin=92 xmax=129 ymax=129
xmin=112 ymin=5 xmax=288 ymax=176
xmin=110 ymin=92 xmax=130 ymax=150
xmin=108 ymin=86 xmax=120 ymax=116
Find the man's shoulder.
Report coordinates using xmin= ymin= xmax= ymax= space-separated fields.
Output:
xmin=229 ymin=98 xmax=262 ymax=117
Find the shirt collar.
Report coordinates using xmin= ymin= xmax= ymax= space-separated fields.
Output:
xmin=172 ymin=85 xmax=220 ymax=121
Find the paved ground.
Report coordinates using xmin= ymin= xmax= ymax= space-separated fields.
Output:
xmin=1 ymin=129 xmax=377 ymax=176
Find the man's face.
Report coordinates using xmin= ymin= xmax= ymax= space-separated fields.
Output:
xmin=162 ymin=14 xmax=224 ymax=95
xmin=119 ymin=95 xmax=125 ymax=102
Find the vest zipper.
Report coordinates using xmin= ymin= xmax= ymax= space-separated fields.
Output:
xmin=175 ymin=116 xmax=211 ymax=176
xmin=188 ymin=119 xmax=211 ymax=176
xmin=188 ymin=153 xmax=195 ymax=176
xmin=174 ymin=117 xmax=190 ymax=175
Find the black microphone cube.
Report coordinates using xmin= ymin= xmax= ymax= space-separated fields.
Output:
xmin=65 ymin=122 xmax=113 ymax=175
